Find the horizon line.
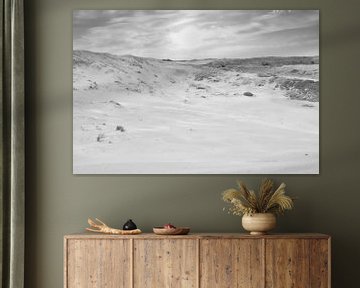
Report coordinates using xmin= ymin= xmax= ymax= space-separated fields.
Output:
xmin=73 ymin=49 xmax=319 ymax=61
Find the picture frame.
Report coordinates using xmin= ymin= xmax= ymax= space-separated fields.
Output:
xmin=73 ymin=10 xmax=319 ymax=174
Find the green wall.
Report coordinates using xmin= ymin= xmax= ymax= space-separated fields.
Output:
xmin=24 ymin=0 xmax=360 ymax=287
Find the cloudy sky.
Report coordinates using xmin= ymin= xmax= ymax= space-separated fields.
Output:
xmin=73 ymin=10 xmax=319 ymax=59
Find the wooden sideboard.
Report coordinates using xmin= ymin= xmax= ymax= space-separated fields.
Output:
xmin=64 ymin=233 xmax=330 ymax=288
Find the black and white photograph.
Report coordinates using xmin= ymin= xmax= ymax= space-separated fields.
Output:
xmin=73 ymin=10 xmax=319 ymax=174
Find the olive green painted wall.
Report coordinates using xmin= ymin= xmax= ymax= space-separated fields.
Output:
xmin=24 ymin=0 xmax=360 ymax=287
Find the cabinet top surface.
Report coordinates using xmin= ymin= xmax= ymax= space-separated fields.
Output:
xmin=64 ymin=232 xmax=330 ymax=240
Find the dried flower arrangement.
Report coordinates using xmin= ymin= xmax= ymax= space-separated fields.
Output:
xmin=222 ymin=179 xmax=294 ymax=216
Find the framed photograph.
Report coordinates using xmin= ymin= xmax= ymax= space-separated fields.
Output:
xmin=73 ymin=10 xmax=319 ymax=174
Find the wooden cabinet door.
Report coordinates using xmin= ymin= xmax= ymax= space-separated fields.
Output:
xmin=200 ymin=239 xmax=264 ymax=288
xmin=266 ymin=239 xmax=309 ymax=288
xmin=134 ymin=239 xmax=198 ymax=288
xmin=309 ymin=239 xmax=330 ymax=288
xmin=66 ymin=239 xmax=131 ymax=288
xmin=265 ymin=239 xmax=329 ymax=288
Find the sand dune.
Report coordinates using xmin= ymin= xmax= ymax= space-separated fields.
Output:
xmin=73 ymin=50 xmax=319 ymax=174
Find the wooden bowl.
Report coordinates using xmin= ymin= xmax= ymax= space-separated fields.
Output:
xmin=242 ymin=213 xmax=276 ymax=235
xmin=153 ymin=227 xmax=190 ymax=235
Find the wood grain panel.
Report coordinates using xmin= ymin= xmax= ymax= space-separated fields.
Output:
xmin=310 ymin=239 xmax=330 ymax=288
xmin=66 ymin=239 xmax=131 ymax=288
xmin=200 ymin=239 xmax=264 ymax=288
xmin=133 ymin=239 xmax=197 ymax=288
xmin=64 ymin=234 xmax=330 ymax=288
xmin=265 ymin=239 xmax=310 ymax=288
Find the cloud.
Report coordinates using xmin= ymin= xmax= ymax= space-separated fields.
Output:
xmin=73 ymin=10 xmax=319 ymax=59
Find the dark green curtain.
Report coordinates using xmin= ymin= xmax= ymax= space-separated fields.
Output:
xmin=1 ymin=0 xmax=24 ymax=287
